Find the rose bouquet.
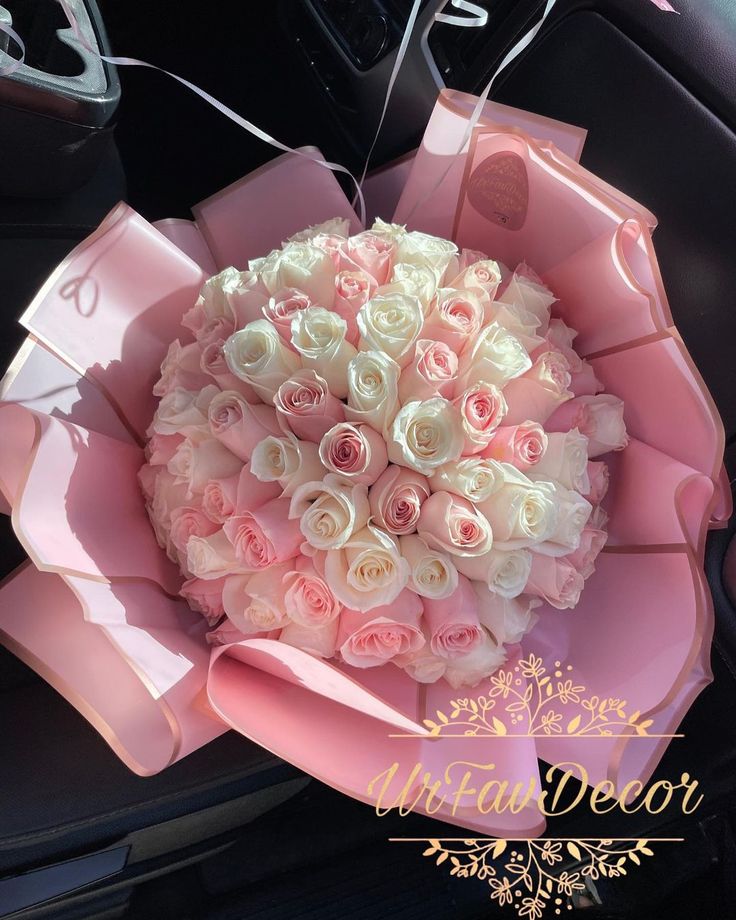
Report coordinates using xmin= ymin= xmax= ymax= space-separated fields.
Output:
xmin=143 ymin=217 xmax=625 ymax=691
xmin=0 ymin=91 xmax=728 ymax=835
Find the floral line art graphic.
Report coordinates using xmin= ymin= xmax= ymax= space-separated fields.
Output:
xmin=397 ymin=837 xmax=668 ymax=918
xmin=419 ymin=655 xmax=671 ymax=738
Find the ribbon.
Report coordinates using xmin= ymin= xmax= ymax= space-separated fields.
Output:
xmin=434 ymin=1 xmax=489 ymax=28
xmin=0 ymin=19 xmax=25 ymax=77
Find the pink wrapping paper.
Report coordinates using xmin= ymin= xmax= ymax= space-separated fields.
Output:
xmin=0 ymin=94 xmax=728 ymax=836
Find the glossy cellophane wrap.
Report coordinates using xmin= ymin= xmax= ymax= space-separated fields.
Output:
xmin=0 ymin=91 xmax=728 ymax=836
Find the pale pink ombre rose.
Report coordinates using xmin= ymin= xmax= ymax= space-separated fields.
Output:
xmin=279 ymin=620 xmax=339 ymax=658
xmin=342 ymin=231 xmax=396 ymax=284
xmin=584 ymin=461 xmax=610 ymax=505
xmin=423 ymin=575 xmax=483 ymax=660
xmin=249 ymin=435 xmax=325 ymax=498
xmin=324 ymin=523 xmax=409 ymax=611
xmin=502 ymin=350 xmax=573 ymax=426
xmin=290 ymin=474 xmax=370 ymax=551
xmin=146 ymin=433 xmax=183 ymax=467
xmin=451 ymin=259 xmax=502 ymax=299
xmin=333 ymin=270 xmax=375 ymax=344
xmin=368 ymin=465 xmax=430 ymax=535
xmin=167 ymin=437 xmax=243 ymax=499
xmin=208 ymin=390 xmax=281 ymax=462
xmin=196 ymin=315 xmax=237 ymax=351
xmin=274 ymin=370 xmax=345 ymax=443
xmin=223 ymin=497 xmax=302 ymax=568
xmin=233 ymin=462 xmax=282 ymax=515
xmin=169 ymin=506 xmax=220 ymax=558
xmin=397 ymin=340 xmax=458 ymax=404
xmin=319 ymin=422 xmax=388 ymax=486
xmin=444 ymin=631 xmax=507 ymax=689
xmin=200 ymin=340 xmax=259 ymax=401
xmin=202 ymin=474 xmax=239 ymax=523
xmin=526 ymin=554 xmax=584 ymax=610
xmin=547 ymin=394 xmax=629 ymax=457
xmin=454 ymin=384 xmax=507 ymax=455
xmin=337 ymin=590 xmax=424 ymax=668
xmin=417 ymin=491 xmax=493 ymax=557
xmin=223 ymin=565 xmax=291 ymax=633
xmin=283 ymin=556 xmax=342 ymax=628
xmin=262 ymin=287 xmax=312 ymax=344
xmin=150 ymin=385 xmax=219 ymax=437
xmin=455 ymin=248 xmax=489 ymax=272
xmin=483 ymin=422 xmax=548 ymax=470
xmin=565 ymin=523 xmax=607 ymax=579
xmin=395 ymin=645 xmax=447 ymax=684
xmin=526 ymin=430 xmax=590 ymax=493
xmin=153 ymin=340 xmax=212 ymax=398
xmin=180 ymin=576 xmax=226 ymax=625
xmin=422 ymin=289 xmax=484 ymax=353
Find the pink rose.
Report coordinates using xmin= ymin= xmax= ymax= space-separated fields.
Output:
xmin=395 ymin=645 xmax=447 ymax=684
xmin=180 ymin=576 xmax=226 ymax=625
xmin=398 ymin=340 xmax=458 ymax=404
xmin=502 ymin=350 xmax=573 ymax=426
xmin=274 ymin=370 xmax=345 ymax=443
xmin=342 ymin=232 xmax=396 ymax=284
xmin=223 ymin=565 xmax=290 ymax=632
xmin=368 ymin=465 xmax=430 ymax=535
xmin=482 ymin=422 xmax=548 ymax=470
xmin=337 ymin=590 xmax=424 ymax=668
xmin=526 ymin=554 xmax=584 ymax=610
xmin=200 ymin=340 xmax=259 ymax=402
xmin=423 ymin=575 xmax=483 ymax=660
xmin=283 ymin=556 xmax=342 ymax=627
xmin=473 ymin=582 xmax=540 ymax=645
xmin=167 ymin=437 xmax=243 ymax=498
xmin=319 ymin=422 xmax=388 ymax=486
xmin=170 ymin=506 xmax=220 ymax=558
xmin=234 ymin=462 xmax=282 ymax=514
xmin=186 ymin=529 xmax=250 ymax=580
xmin=498 ymin=266 xmax=555 ymax=331
xmin=262 ymin=287 xmax=312 ymax=344
xmin=150 ymin=385 xmax=219 ymax=437
xmin=422 ymin=290 xmax=484 ymax=353
xmin=584 ymin=461 xmax=610 ymax=505
xmin=417 ymin=491 xmax=493 ymax=557
xmin=565 ymin=524 xmax=607 ymax=579
xmin=206 ymin=619 xmax=249 ymax=646
xmin=202 ymin=474 xmax=239 ymax=523
xmin=450 ymin=259 xmax=502 ymax=299
xmin=333 ymin=270 xmax=375 ymax=344
xmin=196 ymin=315 xmax=236 ymax=350
xmin=455 ymin=248 xmax=489 ymax=273
xmin=146 ymin=433 xmax=183 ymax=467
xmin=279 ymin=620 xmax=339 ymax=658
xmin=454 ymin=384 xmax=507 ymax=455
xmin=223 ymin=497 xmax=302 ymax=568
xmin=153 ymin=340 xmax=211 ymax=398
xmin=570 ymin=360 xmax=603 ymax=397
xmin=444 ymin=630 xmax=507 ymax=689
xmin=526 ymin=430 xmax=590 ymax=492
xmin=208 ymin=390 xmax=282 ymax=461
xmin=547 ymin=394 xmax=629 ymax=457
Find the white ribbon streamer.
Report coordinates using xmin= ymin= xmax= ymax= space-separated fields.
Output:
xmin=434 ymin=1 xmax=489 ymax=29
xmin=0 ymin=20 xmax=25 ymax=76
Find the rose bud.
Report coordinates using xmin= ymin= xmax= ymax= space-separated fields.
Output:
xmin=224 ymin=497 xmax=303 ymax=568
xmin=546 ymin=394 xmax=629 ymax=457
xmin=233 ymin=462 xmax=282 ymax=514
xmin=357 ymin=292 xmax=424 ymax=369
xmin=417 ymin=491 xmax=493 ymax=558
xmin=422 ymin=289 xmax=484 ymax=354
xmin=208 ymin=390 xmax=282 ymax=462
xmin=369 ymin=465 xmax=430 ymax=535
xmin=399 ymin=535 xmax=458 ymax=600
xmin=502 ymin=350 xmax=573 ymax=426
xmin=444 ymin=629 xmax=507 ymax=689
xmin=283 ymin=556 xmax=342 ymax=628
xmin=169 ymin=506 xmax=220 ymax=559
xmin=202 ymin=474 xmax=239 ymax=523
xmin=453 ymin=547 xmax=532 ymax=600
xmin=150 ymin=385 xmax=219 ymax=437
xmin=472 ymin=582 xmax=541 ymax=645
xmin=398 ymin=340 xmax=458 ymax=405
xmin=537 ymin=485 xmax=592 ymax=556
xmin=257 ymin=241 xmax=337 ymax=307
xmin=200 ymin=340 xmax=259 ymax=401
xmin=183 ymin=267 xmax=267 ymax=336
xmin=186 ymin=530 xmax=250 ymax=581
xmin=274 ymin=369 xmax=345 ymax=443
xmin=583 ymin=461 xmax=610 ymax=505
xmin=385 ymin=262 xmax=441 ymax=308
xmin=147 ymin=433 xmax=184 ymax=467
xmin=324 ymin=523 xmax=410 ymax=611
xmin=333 ymin=270 xmax=375 ymax=344
xmin=564 ymin=522 xmax=607 ymax=579
xmin=394 ymin=229 xmax=458 ymax=278
xmin=319 ymin=422 xmax=388 ymax=486
xmin=423 ymin=575 xmax=484 ymax=660
xmin=477 ymin=470 xmax=557 ymax=549
xmin=153 ymin=340 xmax=212 ymax=398
xmin=482 ymin=422 xmax=548 ymax=471
xmin=342 ymin=231 xmax=397 ymax=284
xmin=525 ymin=554 xmax=584 ymax=610
xmin=337 ymin=590 xmax=424 ymax=668
xmin=454 ymin=383 xmax=507 ymax=455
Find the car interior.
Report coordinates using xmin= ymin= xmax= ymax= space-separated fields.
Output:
xmin=1 ymin=1 xmax=736 ymax=917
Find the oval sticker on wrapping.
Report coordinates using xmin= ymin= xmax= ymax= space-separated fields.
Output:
xmin=467 ymin=152 xmax=529 ymax=230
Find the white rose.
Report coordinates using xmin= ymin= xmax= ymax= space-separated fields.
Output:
xmin=167 ymin=436 xmax=242 ymax=499
xmin=345 ymin=350 xmax=400 ymax=437
xmin=430 ymin=458 xmax=505 ymax=504
xmin=324 ymin=522 xmax=410 ymax=612
xmin=477 ymin=466 xmax=558 ymax=549
xmin=486 ymin=300 xmax=545 ymax=353
xmin=527 ymin=429 xmax=591 ymax=492
xmin=257 ymin=241 xmax=336 ymax=306
xmin=149 ymin=385 xmax=220 ymax=437
xmin=534 ymin=484 xmax=592 ymax=556
xmin=388 ymin=398 xmax=464 ymax=474
xmin=395 ymin=229 xmax=458 ymax=277
xmin=290 ymin=307 xmax=358 ymax=399
xmin=250 ymin=433 xmax=325 ymax=497
xmin=384 ymin=262 xmax=441 ymax=308
xmin=454 ymin=547 xmax=532 ymax=599
xmin=399 ymin=534 xmax=458 ymax=600
xmin=357 ymin=292 xmax=424 ymax=368
xmin=502 ymin=271 xmax=556 ymax=333
xmin=457 ymin=322 xmax=532 ymax=389
xmin=289 ymin=473 xmax=370 ymax=550
xmin=473 ymin=582 xmax=541 ymax=645
xmin=287 ymin=217 xmax=351 ymax=243
xmin=369 ymin=218 xmax=408 ymax=243
xmin=186 ymin=530 xmax=249 ymax=580
xmin=224 ymin=319 xmax=301 ymax=402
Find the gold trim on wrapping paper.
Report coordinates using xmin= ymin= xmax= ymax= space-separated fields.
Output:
xmin=397 ymin=656 xmax=676 ymax=740
xmin=393 ymin=837 xmax=678 ymax=918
